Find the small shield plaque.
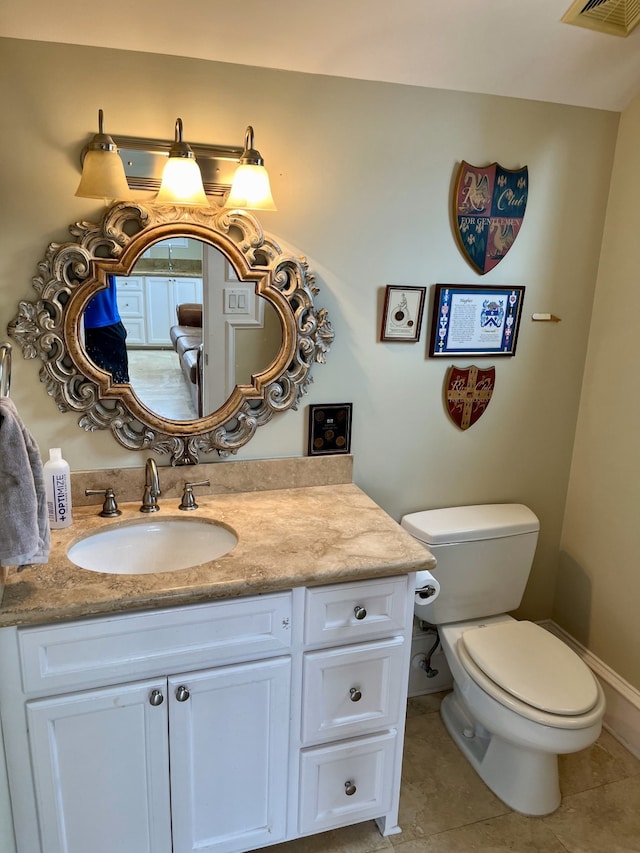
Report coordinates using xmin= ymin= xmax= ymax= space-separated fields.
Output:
xmin=445 ymin=365 xmax=495 ymax=430
xmin=453 ymin=161 xmax=528 ymax=275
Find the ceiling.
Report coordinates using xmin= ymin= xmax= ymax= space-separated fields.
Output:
xmin=1 ymin=0 xmax=640 ymax=111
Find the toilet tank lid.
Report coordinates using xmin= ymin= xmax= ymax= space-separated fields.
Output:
xmin=400 ymin=504 xmax=539 ymax=545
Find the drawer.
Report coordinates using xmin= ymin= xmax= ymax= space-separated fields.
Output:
xmin=18 ymin=592 xmax=292 ymax=694
xmin=115 ymin=275 xmax=144 ymax=292
xmin=302 ymin=637 xmax=405 ymax=744
xmin=117 ymin=290 xmax=145 ymax=316
xmin=304 ymin=576 xmax=410 ymax=646
xmin=121 ymin=317 xmax=145 ymax=344
xmin=299 ymin=730 xmax=397 ymax=834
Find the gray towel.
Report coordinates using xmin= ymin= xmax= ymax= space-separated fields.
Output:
xmin=0 ymin=398 xmax=50 ymax=567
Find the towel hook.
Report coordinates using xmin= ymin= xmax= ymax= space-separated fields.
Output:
xmin=0 ymin=341 xmax=11 ymax=398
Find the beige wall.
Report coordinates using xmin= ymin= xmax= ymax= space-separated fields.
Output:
xmin=557 ymin=92 xmax=640 ymax=689
xmin=0 ymin=39 xmax=620 ymax=617
xmin=0 ymin=39 xmax=620 ymax=614
xmin=0 ymin=37 xmax=624 ymax=852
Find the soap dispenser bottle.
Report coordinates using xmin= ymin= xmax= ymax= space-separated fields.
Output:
xmin=43 ymin=448 xmax=73 ymax=529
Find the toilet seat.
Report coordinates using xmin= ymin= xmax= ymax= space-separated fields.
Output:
xmin=458 ymin=621 xmax=601 ymax=725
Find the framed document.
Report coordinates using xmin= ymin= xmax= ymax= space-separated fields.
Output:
xmin=429 ymin=284 xmax=525 ymax=357
xmin=380 ymin=286 xmax=426 ymax=342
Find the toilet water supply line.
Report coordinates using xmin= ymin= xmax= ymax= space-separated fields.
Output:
xmin=414 ymin=569 xmax=442 ymax=678
xmin=418 ymin=627 xmax=441 ymax=678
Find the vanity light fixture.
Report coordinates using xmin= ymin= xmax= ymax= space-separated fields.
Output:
xmin=156 ymin=118 xmax=209 ymax=207
xmin=224 ymin=126 xmax=277 ymax=211
xmin=75 ymin=115 xmax=275 ymax=207
xmin=75 ymin=109 xmax=132 ymax=201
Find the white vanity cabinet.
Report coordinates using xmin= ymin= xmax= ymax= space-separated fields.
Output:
xmin=0 ymin=575 xmax=414 ymax=853
xmin=296 ymin=576 xmax=411 ymax=837
xmin=26 ymin=659 xmax=291 ymax=853
xmin=0 ymin=592 xmax=293 ymax=853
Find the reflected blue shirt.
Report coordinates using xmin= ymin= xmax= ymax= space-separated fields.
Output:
xmin=84 ymin=275 xmax=122 ymax=329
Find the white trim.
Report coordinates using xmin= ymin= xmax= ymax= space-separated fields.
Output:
xmin=539 ymin=620 xmax=640 ymax=760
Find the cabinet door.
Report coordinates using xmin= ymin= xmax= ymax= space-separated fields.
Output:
xmin=27 ymin=679 xmax=172 ymax=853
xmin=169 ymin=657 xmax=291 ymax=853
xmin=145 ymin=278 xmax=173 ymax=345
xmin=174 ymin=276 xmax=203 ymax=306
xmin=145 ymin=277 xmax=203 ymax=345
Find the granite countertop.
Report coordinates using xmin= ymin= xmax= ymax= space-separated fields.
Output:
xmin=133 ymin=261 xmax=202 ymax=277
xmin=0 ymin=484 xmax=435 ymax=628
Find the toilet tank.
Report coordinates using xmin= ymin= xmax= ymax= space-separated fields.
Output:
xmin=401 ymin=504 xmax=539 ymax=624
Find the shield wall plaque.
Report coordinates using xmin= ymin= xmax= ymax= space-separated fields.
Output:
xmin=445 ymin=365 xmax=495 ymax=430
xmin=453 ymin=162 xmax=528 ymax=275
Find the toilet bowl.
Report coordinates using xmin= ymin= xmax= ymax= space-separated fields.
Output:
xmin=437 ymin=615 xmax=605 ymax=815
xmin=401 ymin=504 xmax=606 ymax=815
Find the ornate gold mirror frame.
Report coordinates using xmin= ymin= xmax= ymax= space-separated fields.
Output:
xmin=8 ymin=202 xmax=334 ymax=464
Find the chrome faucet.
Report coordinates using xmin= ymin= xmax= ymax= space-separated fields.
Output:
xmin=140 ymin=458 xmax=161 ymax=513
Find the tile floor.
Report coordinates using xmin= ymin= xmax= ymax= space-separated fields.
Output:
xmin=127 ymin=349 xmax=197 ymax=421
xmin=263 ymin=691 xmax=640 ymax=853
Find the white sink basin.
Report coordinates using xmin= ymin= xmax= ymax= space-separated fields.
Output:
xmin=67 ymin=517 xmax=238 ymax=574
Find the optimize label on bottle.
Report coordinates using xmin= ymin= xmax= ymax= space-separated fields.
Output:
xmin=49 ymin=473 xmax=70 ymax=524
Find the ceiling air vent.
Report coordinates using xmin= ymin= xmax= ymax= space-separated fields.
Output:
xmin=562 ymin=0 xmax=640 ymax=36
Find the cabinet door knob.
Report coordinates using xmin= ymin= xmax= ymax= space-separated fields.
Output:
xmin=353 ymin=606 xmax=367 ymax=620
xmin=149 ymin=689 xmax=164 ymax=706
xmin=175 ymin=685 xmax=190 ymax=702
xmin=349 ymin=687 xmax=362 ymax=702
xmin=344 ymin=781 xmax=357 ymax=796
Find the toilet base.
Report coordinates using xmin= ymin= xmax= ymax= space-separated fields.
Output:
xmin=440 ymin=688 xmax=561 ymax=816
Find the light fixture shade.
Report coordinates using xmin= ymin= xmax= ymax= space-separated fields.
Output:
xmin=225 ymin=126 xmax=277 ymax=211
xmin=226 ymin=164 xmax=277 ymax=211
xmin=156 ymin=118 xmax=209 ymax=207
xmin=156 ymin=157 xmax=209 ymax=206
xmin=75 ymin=109 xmax=132 ymax=201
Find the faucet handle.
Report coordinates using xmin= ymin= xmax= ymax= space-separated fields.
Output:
xmin=85 ymin=488 xmax=122 ymax=518
xmin=179 ymin=480 xmax=210 ymax=511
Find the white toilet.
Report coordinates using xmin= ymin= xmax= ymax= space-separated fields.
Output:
xmin=401 ymin=503 xmax=605 ymax=816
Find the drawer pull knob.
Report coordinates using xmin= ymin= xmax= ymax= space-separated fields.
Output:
xmin=344 ymin=781 xmax=357 ymax=796
xmin=353 ymin=606 xmax=367 ymax=621
xmin=149 ymin=689 xmax=164 ymax=706
xmin=175 ymin=685 xmax=190 ymax=702
xmin=349 ymin=687 xmax=362 ymax=702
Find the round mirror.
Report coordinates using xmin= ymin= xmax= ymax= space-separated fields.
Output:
xmin=9 ymin=202 xmax=334 ymax=464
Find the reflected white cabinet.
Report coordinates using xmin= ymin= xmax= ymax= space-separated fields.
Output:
xmin=145 ymin=276 xmax=202 ymax=345
xmin=116 ymin=275 xmax=203 ymax=346
xmin=115 ymin=275 xmax=146 ymax=345
xmin=0 ymin=577 xmax=414 ymax=853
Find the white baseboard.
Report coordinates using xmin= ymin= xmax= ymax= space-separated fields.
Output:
xmin=540 ymin=620 xmax=640 ymax=760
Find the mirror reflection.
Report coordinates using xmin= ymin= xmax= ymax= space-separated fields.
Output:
xmin=10 ymin=201 xmax=333 ymax=462
xmin=83 ymin=238 xmax=281 ymax=420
